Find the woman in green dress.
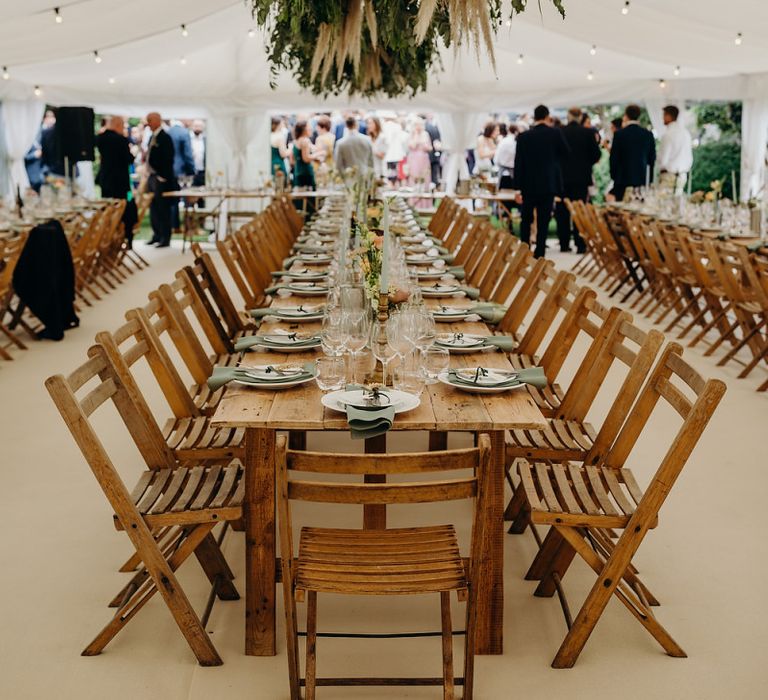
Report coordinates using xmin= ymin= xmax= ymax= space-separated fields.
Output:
xmin=291 ymin=120 xmax=318 ymax=213
xmin=270 ymin=117 xmax=289 ymax=182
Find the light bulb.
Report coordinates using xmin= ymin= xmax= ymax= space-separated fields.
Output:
xmin=181 ymin=24 xmax=188 ymax=38
xmin=673 ymin=65 xmax=681 ymax=76
xmin=180 ymin=56 xmax=187 ymax=66
xmin=34 ymin=85 xmax=42 ymax=97
xmin=94 ymin=51 xmax=101 ymax=64
xmin=505 ymin=19 xmax=512 ymax=28
xmin=247 ymin=28 xmax=255 ymax=38
xmin=735 ymin=32 xmax=743 ymax=46
xmin=621 ymin=1 xmax=630 ymax=15
xmin=517 ymin=54 xmax=524 ymax=65
xmin=659 ymin=79 xmax=667 ymax=89
xmin=590 ymin=44 xmax=597 ymax=56
xmin=54 ymin=7 xmax=62 ymax=23
xmin=2 ymin=67 xmax=9 ymax=80
xmin=587 ymin=71 xmax=594 ymax=81
xmin=108 ymin=77 xmax=115 ymax=84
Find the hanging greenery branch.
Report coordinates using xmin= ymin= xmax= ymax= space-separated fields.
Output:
xmin=248 ymin=0 xmax=565 ymax=98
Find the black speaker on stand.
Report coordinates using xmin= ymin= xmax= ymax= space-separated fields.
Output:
xmin=54 ymin=106 xmax=95 ymax=180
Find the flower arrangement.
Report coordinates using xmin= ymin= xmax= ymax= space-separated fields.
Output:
xmin=351 ymin=220 xmax=383 ymax=310
xmin=248 ymin=1 xmax=565 ymax=97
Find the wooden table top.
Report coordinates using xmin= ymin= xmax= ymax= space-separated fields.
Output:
xmin=211 ymin=292 xmax=546 ymax=433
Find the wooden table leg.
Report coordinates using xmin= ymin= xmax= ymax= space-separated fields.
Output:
xmin=363 ymin=434 xmax=386 ymax=530
xmin=245 ymin=427 xmax=276 ymax=656
xmin=475 ymin=430 xmax=505 ymax=655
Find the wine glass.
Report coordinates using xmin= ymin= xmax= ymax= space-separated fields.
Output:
xmin=370 ymin=321 xmax=398 ymax=386
xmin=386 ymin=312 xmax=413 ymax=360
xmin=343 ymin=312 xmax=370 ymax=384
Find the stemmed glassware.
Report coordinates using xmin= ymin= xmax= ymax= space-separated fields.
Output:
xmin=342 ymin=311 xmax=370 ymax=384
xmin=370 ymin=321 xmax=398 ymax=386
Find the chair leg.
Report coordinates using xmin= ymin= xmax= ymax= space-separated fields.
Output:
xmin=524 ymin=527 xmax=564 ymax=580
xmin=305 ymin=591 xmax=318 ymax=700
xmin=440 ymin=592 xmax=455 ymax=700
xmin=193 ymin=531 xmax=240 ymax=601
xmin=462 ymin=584 xmax=477 ymax=700
xmin=551 ymin=526 xmax=686 ymax=668
xmin=84 ymin=523 xmax=222 ymax=666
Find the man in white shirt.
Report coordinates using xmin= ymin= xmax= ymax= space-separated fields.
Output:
xmin=382 ymin=116 xmax=407 ymax=184
xmin=189 ymin=120 xmax=206 ymax=187
xmin=495 ymin=124 xmax=518 ymax=230
xmin=658 ymin=105 xmax=693 ymax=195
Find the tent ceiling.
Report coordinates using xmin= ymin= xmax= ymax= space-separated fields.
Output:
xmin=0 ymin=0 xmax=767 ymax=114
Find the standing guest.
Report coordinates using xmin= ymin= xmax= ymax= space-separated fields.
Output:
xmin=406 ymin=118 xmax=432 ymax=185
xmin=495 ymin=123 xmax=518 ymax=230
xmin=474 ymin=121 xmax=498 ymax=175
xmin=40 ymin=109 xmax=63 ymax=178
xmin=423 ymin=114 xmax=443 ymax=187
xmin=556 ymin=107 xmax=602 ymax=253
xmin=366 ymin=116 xmax=388 ymax=179
xmin=383 ymin=115 xmax=407 ymax=185
xmin=313 ymin=115 xmax=335 ymax=172
xmin=96 ymin=116 xmax=138 ymax=246
xmin=144 ymin=112 xmax=175 ymax=248
xmin=335 ymin=116 xmax=374 ymax=173
xmin=291 ymin=120 xmax=317 ymax=214
xmin=189 ymin=119 xmax=207 ymax=187
xmin=167 ymin=120 xmax=195 ymax=230
xmin=24 ymin=139 xmax=43 ymax=193
xmin=610 ymin=104 xmax=656 ymax=202
xmin=658 ymin=105 xmax=693 ymax=195
xmin=513 ymin=104 xmax=569 ymax=259
xmin=270 ymin=117 xmax=289 ymax=180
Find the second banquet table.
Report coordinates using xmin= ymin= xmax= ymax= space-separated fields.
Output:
xmin=211 ymin=298 xmax=547 ymax=658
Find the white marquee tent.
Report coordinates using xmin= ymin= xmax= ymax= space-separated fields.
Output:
xmin=1 ymin=0 xmax=767 ymax=197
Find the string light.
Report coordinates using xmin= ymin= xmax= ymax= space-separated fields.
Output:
xmin=247 ymin=28 xmax=255 ymax=38
xmin=93 ymin=50 xmax=101 ymax=64
xmin=2 ymin=67 xmax=9 ymax=80
xmin=33 ymin=85 xmax=42 ymax=97
xmin=181 ymin=24 xmax=188 ymax=37
xmin=108 ymin=77 xmax=115 ymax=84
xmin=621 ymin=1 xmax=630 ymax=15
xmin=54 ymin=7 xmax=62 ymax=24
xmin=590 ymin=44 xmax=597 ymax=56
xmin=659 ymin=78 xmax=667 ymax=89
xmin=180 ymin=56 xmax=187 ymax=66
xmin=505 ymin=19 xmax=512 ymax=27
xmin=735 ymin=32 xmax=743 ymax=46
xmin=587 ymin=70 xmax=594 ymax=81
xmin=673 ymin=65 xmax=681 ymax=76
xmin=517 ymin=53 xmax=524 ymax=65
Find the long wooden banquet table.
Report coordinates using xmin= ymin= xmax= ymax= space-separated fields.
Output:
xmin=211 ymin=292 xmax=547 ymax=657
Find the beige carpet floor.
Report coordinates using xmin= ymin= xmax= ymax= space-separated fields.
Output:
xmin=0 ymin=243 xmax=765 ymax=699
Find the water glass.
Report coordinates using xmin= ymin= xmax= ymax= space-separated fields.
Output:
xmin=422 ymin=346 xmax=450 ymax=384
xmin=393 ymin=354 xmax=426 ymax=397
xmin=315 ymin=355 xmax=345 ymax=392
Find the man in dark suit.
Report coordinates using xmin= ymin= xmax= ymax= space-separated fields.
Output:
xmin=96 ymin=116 xmax=138 ymax=246
xmin=610 ymin=103 xmax=656 ymax=202
xmin=145 ymin=112 xmax=176 ymax=247
xmin=513 ymin=105 xmax=570 ymax=259
xmin=40 ymin=109 xmax=64 ymax=178
xmin=167 ymin=120 xmax=195 ymax=230
xmin=555 ymin=107 xmax=602 ymax=253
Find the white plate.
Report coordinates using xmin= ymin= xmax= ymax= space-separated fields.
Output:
xmin=232 ymin=365 xmax=316 ymax=389
xmin=421 ymin=285 xmax=462 ymax=297
xmin=299 ymin=254 xmax=333 ymax=263
xmin=437 ymin=368 xmax=524 ymax=394
xmin=288 ymin=283 xmax=329 ymax=297
xmin=283 ymin=270 xmax=328 ymax=280
xmin=415 ymin=268 xmax=447 ymax=279
xmin=436 ymin=334 xmax=485 ymax=348
xmin=321 ymin=389 xmax=420 ymax=414
xmin=406 ymin=254 xmax=433 ymax=265
xmin=435 ymin=335 xmax=491 ymax=353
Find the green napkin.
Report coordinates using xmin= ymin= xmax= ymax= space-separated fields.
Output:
xmin=444 ymin=266 xmax=466 ymax=280
xmin=470 ymin=303 xmax=508 ymax=324
xmin=249 ymin=307 xmax=275 ymax=320
xmin=447 ymin=366 xmax=547 ymax=389
xmin=346 ymin=404 xmax=396 ymax=440
xmin=282 ymin=256 xmax=297 ymax=269
xmin=747 ymin=241 xmax=766 ymax=252
xmin=482 ymin=335 xmax=515 ymax=351
xmin=234 ymin=333 xmax=321 ymax=352
xmin=206 ymin=362 xmax=316 ymax=391
xmin=440 ymin=253 xmax=456 ymax=264
xmin=460 ymin=286 xmax=480 ymax=300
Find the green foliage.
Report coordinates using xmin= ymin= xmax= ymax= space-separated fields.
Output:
xmin=248 ymin=1 xmax=566 ymax=98
xmin=690 ymin=138 xmax=741 ymax=200
xmin=692 ymin=102 xmax=742 ymax=137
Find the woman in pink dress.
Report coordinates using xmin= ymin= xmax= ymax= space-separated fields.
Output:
xmin=406 ymin=118 xmax=433 ymax=207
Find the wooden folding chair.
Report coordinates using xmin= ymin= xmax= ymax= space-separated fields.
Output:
xmin=46 ymin=345 xmax=243 ymax=665
xmin=513 ymin=343 xmax=726 ymax=667
xmin=277 ymin=436 xmax=492 ymax=699
xmin=0 ymin=234 xmax=30 ymax=358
